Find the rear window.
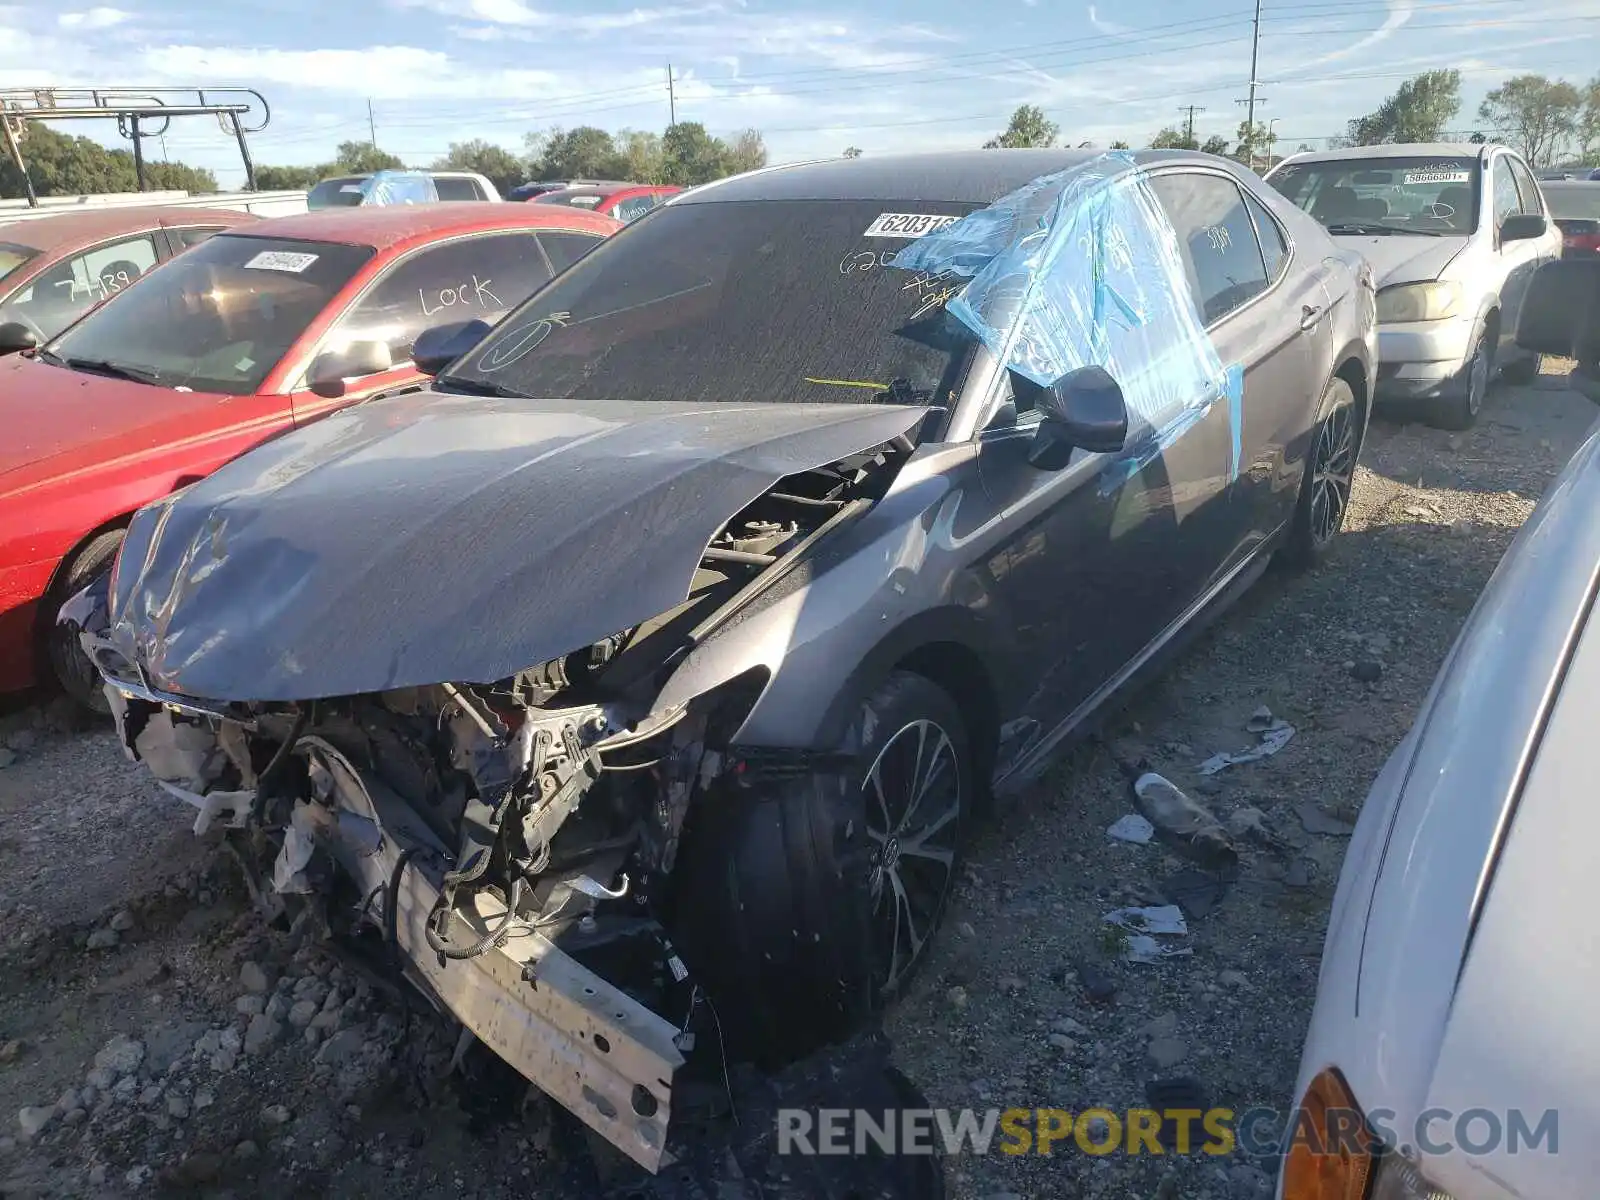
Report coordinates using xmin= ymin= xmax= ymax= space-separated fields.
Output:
xmin=1545 ymin=185 xmax=1600 ymax=221
xmin=0 ymin=241 xmax=39 ymax=291
xmin=307 ymin=177 xmax=369 ymax=209
xmin=433 ymin=176 xmax=485 ymax=202
xmin=535 ymin=191 xmax=605 ymax=209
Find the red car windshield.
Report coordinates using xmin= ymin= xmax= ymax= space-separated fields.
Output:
xmin=42 ymin=234 xmax=373 ymax=395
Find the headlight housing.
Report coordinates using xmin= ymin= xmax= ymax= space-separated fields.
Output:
xmin=1368 ymin=1155 xmax=1456 ymax=1200
xmin=1282 ymin=1068 xmax=1377 ymax=1199
xmin=1376 ymin=281 xmax=1462 ymax=323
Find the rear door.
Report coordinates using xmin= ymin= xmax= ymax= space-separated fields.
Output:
xmin=1147 ymin=168 xmax=1323 ymax=582
xmin=283 ymin=228 xmax=590 ymax=423
xmin=1490 ymin=152 xmax=1544 ymax=358
xmin=1503 ymin=154 xmax=1559 ymax=351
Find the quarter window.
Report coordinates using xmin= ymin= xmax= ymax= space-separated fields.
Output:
xmin=1242 ymin=190 xmax=1289 ymax=281
xmin=1150 ymin=173 xmax=1269 ymax=324
xmin=320 ymin=232 xmax=554 ymax=363
xmin=611 ymin=195 xmax=658 ymax=223
xmin=538 ymin=230 xmax=605 ymax=274
xmin=1492 ymin=159 xmax=1521 ymax=227
xmin=1508 ymin=158 xmax=1544 ymax=216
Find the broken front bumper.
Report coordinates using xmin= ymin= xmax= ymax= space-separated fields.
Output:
xmin=102 ymin=676 xmax=686 ymax=1174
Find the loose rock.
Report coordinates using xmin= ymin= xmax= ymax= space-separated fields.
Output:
xmin=94 ymin=1034 xmax=145 ymax=1076
xmin=16 ymin=1106 xmax=51 ymax=1140
xmin=260 ymin=1103 xmax=292 ymax=1126
xmin=287 ymin=998 xmax=320 ymax=1029
xmin=85 ymin=928 xmax=119 ymax=951
xmin=239 ymin=961 xmax=273 ymax=994
xmin=1147 ymin=1037 xmax=1190 ymax=1068
xmin=1350 ymin=659 xmax=1384 ymax=683
xmin=109 ymin=909 xmax=135 ymax=933
xmin=244 ymin=1014 xmax=284 ymax=1056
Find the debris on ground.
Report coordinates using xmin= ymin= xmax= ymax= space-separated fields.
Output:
xmin=1131 ymin=772 xmax=1238 ymax=868
xmin=1103 ymin=905 xmax=1188 ymax=936
xmin=1106 ymin=813 xmax=1156 ymax=844
xmin=1198 ymin=711 xmax=1296 ymax=775
xmin=1297 ymin=802 xmax=1356 ymax=837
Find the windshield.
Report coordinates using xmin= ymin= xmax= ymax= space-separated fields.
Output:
xmin=44 ymin=234 xmax=374 ymax=394
xmin=533 ymin=191 xmax=606 ymax=209
xmin=1269 ymin=155 xmax=1480 ymax=234
xmin=442 ymin=198 xmax=982 ymax=406
xmin=0 ymin=241 xmax=39 ymax=291
xmin=1545 ymin=184 xmax=1600 ymax=220
xmin=307 ymin=177 xmax=369 ymax=209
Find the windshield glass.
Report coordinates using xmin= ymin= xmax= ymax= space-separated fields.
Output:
xmin=307 ymin=177 xmax=369 ymax=209
xmin=1545 ymin=184 xmax=1600 ymax=220
xmin=44 ymin=234 xmax=374 ymax=394
xmin=443 ymin=198 xmax=982 ymax=406
xmin=0 ymin=241 xmax=39 ymax=291
xmin=1269 ymin=155 xmax=1480 ymax=234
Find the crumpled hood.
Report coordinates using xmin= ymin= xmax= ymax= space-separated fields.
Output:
xmin=0 ymin=353 xmax=229 ymax=488
xmin=108 ymin=389 xmax=927 ymax=701
xmin=1331 ymin=233 xmax=1469 ymax=288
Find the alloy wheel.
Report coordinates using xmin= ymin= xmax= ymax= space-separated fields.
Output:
xmin=1308 ymin=402 xmax=1357 ymax=547
xmin=1466 ymin=336 xmax=1490 ymax=418
xmin=862 ymin=718 xmax=964 ymax=996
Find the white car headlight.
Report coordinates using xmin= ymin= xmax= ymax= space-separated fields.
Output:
xmin=1368 ymin=1154 xmax=1455 ymax=1200
xmin=1376 ymin=281 xmax=1462 ymax=323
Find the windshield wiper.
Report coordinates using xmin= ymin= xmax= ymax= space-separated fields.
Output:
xmin=1326 ymin=222 xmax=1450 ymax=237
xmin=431 ymin=375 xmax=529 ymax=399
xmin=62 ymin=357 xmax=162 ymax=385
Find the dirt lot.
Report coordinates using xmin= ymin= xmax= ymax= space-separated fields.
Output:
xmin=0 ymin=367 xmax=1592 ymax=1199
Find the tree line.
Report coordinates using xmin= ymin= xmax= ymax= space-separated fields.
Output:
xmin=981 ymin=71 xmax=1600 ymax=169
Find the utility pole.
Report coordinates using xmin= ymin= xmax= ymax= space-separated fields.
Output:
xmin=1179 ymin=104 xmax=1206 ymax=147
xmin=666 ymin=66 xmax=676 ymax=127
xmin=367 ymin=98 xmax=376 ymax=147
xmin=1236 ymin=0 xmax=1265 ymax=169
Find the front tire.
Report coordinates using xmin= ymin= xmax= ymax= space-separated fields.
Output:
xmin=43 ymin=528 xmax=123 ymax=716
xmin=1280 ymin=377 xmax=1358 ymax=571
xmin=1429 ymin=329 xmax=1493 ymax=430
xmin=673 ymin=671 xmax=973 ymax=1064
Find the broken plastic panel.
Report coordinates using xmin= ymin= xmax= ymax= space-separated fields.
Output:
xmin=362 ymin=170 xmax=438 ymax=206
xmin=889 ymin=152 xmax=1236 ymax=486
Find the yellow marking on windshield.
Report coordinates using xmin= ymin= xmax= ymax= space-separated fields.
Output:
xmin=804 ymin=377 xmax=887 ymax=390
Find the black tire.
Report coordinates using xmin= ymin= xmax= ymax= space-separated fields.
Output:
xmin=1429 ymin=328 xmax=1493 ymax=430
xmin=43 ymin=528 xmax=124 ymax=716
xmin=1280 ymin=377 xmax=1359 ymax=571
xmin=672 ymin=671 xmax=973 ymax=1065
xmin=1499 ymin=352 xmax=1541 ymax=385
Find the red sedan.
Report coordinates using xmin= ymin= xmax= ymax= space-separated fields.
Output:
xmin=0 ymin=202 xmax=621 ymax=708
xmin=533 ymin=183 xmax=682 ymax=222
xmin=0 ymin=206 xmax=259 ymax=344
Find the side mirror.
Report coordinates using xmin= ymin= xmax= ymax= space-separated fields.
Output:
xmin=306 ymin=340 xmax=393 ymax=399
xmin=413 ymin=318 xmax=492 ymax=376
xmin=1500 ymin=213 xmax=1548 ymax=243
xmin=1016 ymin=365 xmax=1129 ymax=470
xmin=0 ymin=321 xmax=39 ymax=356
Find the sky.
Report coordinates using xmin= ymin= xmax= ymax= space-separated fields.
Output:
xmin=1 ymin=0 xmax=1597 ymax=189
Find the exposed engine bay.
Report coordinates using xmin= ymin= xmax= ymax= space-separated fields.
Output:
xmin=74 ymin=439 xmax=913 ymax=1173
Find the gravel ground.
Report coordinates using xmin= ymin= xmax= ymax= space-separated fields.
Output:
xmin=0 ymin=366 xmax=1591 ymax=1199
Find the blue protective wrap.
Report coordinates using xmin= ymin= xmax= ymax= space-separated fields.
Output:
xmin=364 ymin=170 xmax=439 ymax=206
xmin=889 ymin=152 xmax=1240 ymax=489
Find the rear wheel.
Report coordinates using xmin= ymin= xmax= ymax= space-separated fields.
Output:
xmin=43 ymin=528 xmax=123 ymax=716
xmin=673 ymin=671 xmax=973 ymax=1064
xmin=1429 ymin=329 xmax=1493 ymax=430
xmin=1280 ymin=377 xmax=1358 ymax=571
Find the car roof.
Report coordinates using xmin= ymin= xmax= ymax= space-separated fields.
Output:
xmin=0 ymin=206 xmax=258 ymax=253
xmin=1276 ymin=142 xmax=1492 ymax=164
xmin=217 ymin=203 xmax=621 ymax=252
xmin=672 ymin=149 xmax=1200 ymax=205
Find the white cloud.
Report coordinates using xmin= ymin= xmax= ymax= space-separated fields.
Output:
xmin=1085 ymin=5 xmax=1128 ymax=37
xmin=57 ymin=6 xmax=131 ymax=29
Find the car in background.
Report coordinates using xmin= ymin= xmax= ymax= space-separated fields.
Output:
xmin=307 ymin=169 xmax=502 ymax=208
xmin=75 ymin=149 xmax=1375 ymax=1171
xmin=1542 ymin=180 xmax=1600 ymax=257
xmin=532 ymin=182 xmax=683 ymax=222
xmin=1279 ymin=268 xmax=1600 ymax=1200
xmin=1267 ymin=142 xmax=1560 ymax=430
xmin=0 ymin=206 xmax=258 ymax=346
xmin=507 ymin=180 xmax=592 ymax=202
xmin=0 ymin=202 xmax=620 ymax=709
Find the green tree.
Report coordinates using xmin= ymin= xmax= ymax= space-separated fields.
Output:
xmin=613 ymin=129 xmax=663 ymax=182
xmin=722 ymin=129 xmax=767 ymax=175
xmin=334 ymin=140 xmax=405 ymax=174
xmin=1348 ymin=69 xmax=1461 ymax=145
xmin=983 ymin=105 xmax=1058 ymax=149
xmin=1109 ymin=139 xmax=1131 ymax=149
xmin=255 ymin=163 xmax=325 ymax=190
xmin=1479 ymin=74 xmax=1583 ymax=167
xmin=432 ymin=139 xmax=525 ymax=195
xmin=843 ymin=146 xmax=863 ymax=158
xmin=0 ymin=123 xmax=216 ymax=198
xmin=1577 ymin=73 xmax=1600 ymax=163
xmin=1150 ymin=126 xmax=1197 ymax=150
xmin=659 ymin=122 xmax=728 ymax=185
xmin=1200 ymin=134 xmax=1231 ymax=155
xmin=529 ymin=126 xmax=628 ymax=181
xmin=1233 ymin=120 xmax=1274 ymax=168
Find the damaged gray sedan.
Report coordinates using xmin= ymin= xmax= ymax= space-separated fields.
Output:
xmin=64 ymin=149 xmax=1375 ymax=1172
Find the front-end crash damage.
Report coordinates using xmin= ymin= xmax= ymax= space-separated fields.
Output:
xmin=65 ymin=395 xmax=928 ymax=1172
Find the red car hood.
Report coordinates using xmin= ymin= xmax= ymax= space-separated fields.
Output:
xmin=0 ymin=354 xmax=233 ymax=493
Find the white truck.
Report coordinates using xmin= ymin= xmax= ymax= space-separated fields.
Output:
xmin=0 ymin=188 xmax=310 ymax=222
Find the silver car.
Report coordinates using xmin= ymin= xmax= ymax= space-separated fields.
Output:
xmin=65 ymin=149 xmax=1375 ymax=1173
xmin=1267 ymin=142 xmax=1561 ymax=430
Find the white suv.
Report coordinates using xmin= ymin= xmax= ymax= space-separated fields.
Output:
xmin=1267 ymin=142 xmax=1561 ymax=429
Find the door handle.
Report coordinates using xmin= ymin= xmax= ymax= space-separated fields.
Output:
xmin=1299 ymin=304 xmax=1322 ymax=332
